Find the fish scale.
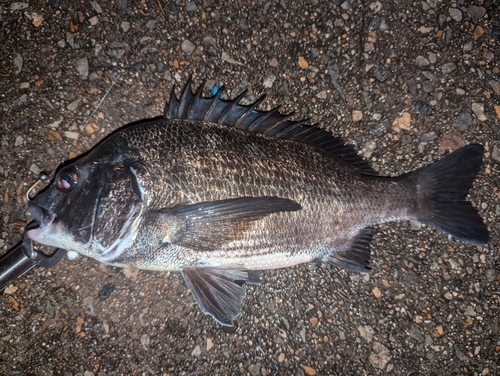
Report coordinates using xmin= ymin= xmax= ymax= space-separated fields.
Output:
xmin=27 ymin=80 xmax=488 ymax=327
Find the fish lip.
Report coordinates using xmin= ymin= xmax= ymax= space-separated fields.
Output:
xmin=27 ymin=202 xmax=57 ymax=240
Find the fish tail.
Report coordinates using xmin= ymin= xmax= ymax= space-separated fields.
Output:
xmin=405 ymin=144 xmax=489 ymax=244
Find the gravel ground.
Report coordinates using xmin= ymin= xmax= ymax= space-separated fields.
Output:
xmin=1 ymin=1 xmax=499 ymax=375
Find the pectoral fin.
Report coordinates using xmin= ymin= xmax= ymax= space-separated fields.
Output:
xmin=161 ymin=197 xmax=301 ymax=251
xmin=181 ymin=268 xmax=256 ymax=326
xmin=324 ymin=227 xmax=376 ymax=273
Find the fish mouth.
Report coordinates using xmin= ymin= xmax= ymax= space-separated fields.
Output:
xmin=27 ymin=202 xmax=57 ymax=241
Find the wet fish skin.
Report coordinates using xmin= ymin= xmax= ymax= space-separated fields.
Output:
xmin=27 ymin=80 xmax=489 ymax=326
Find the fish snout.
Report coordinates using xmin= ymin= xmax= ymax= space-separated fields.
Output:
xmin=27 ymin=202 xmax=57 ymax=241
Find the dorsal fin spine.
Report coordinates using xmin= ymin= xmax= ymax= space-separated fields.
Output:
xmin=164 ymin=80 xmax=376 ymax=175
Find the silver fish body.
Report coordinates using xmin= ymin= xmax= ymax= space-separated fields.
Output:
xmin=27 ymin=80 xmax=489 ymax=326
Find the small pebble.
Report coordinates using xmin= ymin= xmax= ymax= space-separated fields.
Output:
xmin=453 ymin=112 xmax=472 ymax=131
xmin=191 ymin=345 xmax=201 ymax=357
xmin=489 ymin=80 xmax=500 ymax=96
xmin=494 ymin=105 xmax=500 ymax=120
xmin=357 ymin=325 xmax=374 ymax=342
xmin=13 ymin=53 xmax=23 ymax=74
xmin=206 ymin=338 xmax=213 ymax=351
xmin=468 ymin=5 xmax=486 ymax=24
xmin=422 ymin=80 xmax=434 ymax=93
xmin=448 ymin=7 xmax=462 ymax=22
xmin=316 ymin=90 xmax=327 ymax=99
xmin=392 ymin=112 xmax=411 ymax=132
xmin=427 ymin=52 xmax=437 ymax=64
xmin=300 ymin=364 xmax=317 ymax=375
xmin=67 ymin=98 xmax=81 ymax=111
xmin=15 ymin=136 xmax=23 ymax=147
xmin=474 ymin=25 xmax=484 ymax=40
xmin=186 ymin=0 xmax=197 ymax=12
xmin=12 ymin=94 xmax=27 ymax=108
xmin=369 ymin=342 xmax=390 ymax=369
xmin=121 ymin=21 xmax=130 ymax=32
xmin=248 ymin=363 xmax=260 ymax=376
xmin=269 ymin=57 xmax=278 ymax=67
xmin=263 ymin=75 xmax=276 ymax=89
xmin=181 ymin=39 xmax=196 ymax=55
xmin=75 ymin=57 xmax=89 ymax=80
xmin=441 ymin=62 xmax=456 ymax=74
xmin=415 ymin=100 xmax=432 ymax=116
xmin=10 ymin=2 xmax=29 ymax=11
xmin=471 ymin=103 xmax=486 ymax=121
xmin=352 ymin=110 xmax=363 ymax=121
xmin=140 ymin=334 xmax=150 ymax=349
xmin=98 ymin=283 xmax=115 ymax=300
xmin=89 ymin=16 xmax=98 ymax=26
xmin=432 ymin=325 xmax=444 ymax=338
xmin=64 ymin=131 xmax=80 ymax=140
xmin=90 ymin=0 xmax=103 ymax=13
xmin=47 ymin=129 xmax=63 ymax=141
xmin=372 ymin=287 xmax=381 ymax=298
xmin=409 ymin=326 xmax=425 ymax=343
xmin=310 ymin=316 xmax=318 ymax=327
xmin=298 ymin=56 xmax=309 ymax=69
xmin=29 ymin=163 xmax=42 ymax=175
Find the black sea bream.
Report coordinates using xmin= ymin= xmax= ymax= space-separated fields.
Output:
xmin=27 ymin=80 xmax=489 ymax=326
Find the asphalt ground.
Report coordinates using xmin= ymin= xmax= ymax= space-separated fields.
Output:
xmin=0 ymin=1 xmax=499 ymax=375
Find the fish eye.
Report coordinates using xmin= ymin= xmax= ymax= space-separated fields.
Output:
xmin=56 ymin=167 xmax=79 ymax=192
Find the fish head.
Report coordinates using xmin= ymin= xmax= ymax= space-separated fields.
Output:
xmin=27 ymin=150 xmax=146 ymax=260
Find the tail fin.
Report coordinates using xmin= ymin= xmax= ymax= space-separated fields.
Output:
xmin=406 ymin=144 xmax=489 ymax=244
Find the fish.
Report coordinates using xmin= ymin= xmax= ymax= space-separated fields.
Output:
xmin=27 ymin=79 xmax=489 ymax=326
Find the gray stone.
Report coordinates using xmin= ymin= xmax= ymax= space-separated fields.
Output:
xmin=315 ymin=90 xmax=327 ymax=99
xmin=441 ymin=62 xmax=457 ymax=74
xmin=421 ymin=131 xmax=437 ymax=142
xmin=191 ymin=345 xmax=201 ymax=357
xmin=415 ymin=55 xmax=430 ymax=67
xmin=203 ymin=36 xmax=217 ymax=47
xmin=116 ymin=0 xmax=127 ymax=14
xmin=373 ymin=66 xmax=392 ymax=82
xmin=415 ymin=100 xmax=433 ymax=116
xmin=90 ymin=1 xmax=103 ymax=13
xmin=181 ymin=39 xmax=196 ymax=55
xmin=75 ymin=57 xmax=89 ymax=80
xmin=13 ymin=53 xmax=23 ymax=74
xmin=422 ymin=80 xmax=434 ymax=93
xmin=468 ymin=5 xmax=486 ymax=24
xmin=492 ymin=145 xmax=500 ymax=162
xmin=186 ymin=0 xmax=197 ymax=12
xmin=12 ymin=94 xmax=28 ymax=108
xmin=407 ymin=78 xmax=417 ymax=96
xmin=464 ymin=305 xmax=475 ymax=316
xmin=489 ymin=80 xmax=500 ymax=96
xmin=486 ymin=269 xmax=496 ymax=282
xmin=140 ymin=334 xmax=150 ymax=349
xmin=10 ymin=2 xmax=29 ymax=11
xmin=369 ymin=16 xmax=381 ymax=30
xmin=248 ymin=363 xmax=261 ymax=376
xmin=409 ymin=325 xmax=425 ymax=343
xmin=448 ymin=7 xmax=462 ymax=22
xmin=453 ymin=112 xmax=472 ymax=131
xmin=471 ymin=103 xmax=486 ymax=121
xmin=263 ymin=75 xmax=276 ymax=89
xmin=145 ymin=20 xmax=156 ymax=30
xmin=454 ymin=345 xmax=469 ymax=361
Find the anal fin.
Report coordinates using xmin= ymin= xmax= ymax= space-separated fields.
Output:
xmin=323 ymin=227 xmax=376 ymax=273
xmin=181 ymin=268 xmax=255 ymax=326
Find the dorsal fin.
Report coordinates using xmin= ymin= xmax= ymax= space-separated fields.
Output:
xmin=164 ymin=79 xmax=376 ymax=175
